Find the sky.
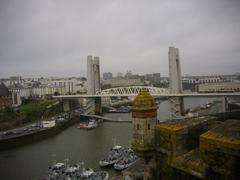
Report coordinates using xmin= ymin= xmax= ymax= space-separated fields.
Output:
xmin=0 ymin=0 xmax=240 ymax=78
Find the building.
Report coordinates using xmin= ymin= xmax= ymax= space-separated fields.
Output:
xmin=47 ymin=78 xmax=86 ymax=95
xmin=12 ymin=92 xmax=22 ymax=107
xmin=102 ymin=78 xmax=144 ymax=88
xmin=103 ymin=72 xmax=113 ymax=80
xmin=182 ymin=76 xmax=223 ymax=84
xmin=7 ymin=77 xmax=87 ymax=99
xmin=144 ymin=73 xmax=161 ymax=85
xmin=0 ymin=83 xmax=12 ymax=111
xmin=87 ymin=55 xmax=101 ymax=95
xmin=10 ymin=85 xmax=65 ymax=98
xmin=198 ymin=82 xmax=240 ymax=92
xmin=116 ymin=72 xmax=123 ymax=78
xmin=131 ymin=89 xmax=157 ymax=152
xmin=9 ymin=76 xmax=22 ymax=86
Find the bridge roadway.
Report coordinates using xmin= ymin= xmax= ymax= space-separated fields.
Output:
xmin=53 ymin=92 xmax=240 ymax=99
xmin=81 ymin=114 xmax=132 ymax=123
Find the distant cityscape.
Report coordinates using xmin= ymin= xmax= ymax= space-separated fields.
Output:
xmin=0 ymin=70 xmax=240 ymax=107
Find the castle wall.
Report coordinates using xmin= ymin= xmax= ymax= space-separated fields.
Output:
xmin=200 ymin=120 xmax=240 ymax=179
xmin=155 ymin=116 xmax=216 ymax=160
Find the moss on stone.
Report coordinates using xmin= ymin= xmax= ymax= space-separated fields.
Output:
xmin=131 ymin=89 xmax=157 ymax=111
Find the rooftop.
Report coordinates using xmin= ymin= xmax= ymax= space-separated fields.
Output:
xmin=131 ymin=89 xmax=157 ymax=111
xmin=200 ymin=119 xmax=240 ymax=151
xmin=156 ymin=116 xmax=213 ymax=131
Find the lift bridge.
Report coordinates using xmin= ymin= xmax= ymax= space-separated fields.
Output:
xmin=53 ymin=86 xmax=240 ymax=98
xmin=53 ymin=86 xmax=240 ymax=117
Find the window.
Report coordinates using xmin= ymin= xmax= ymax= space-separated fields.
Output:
xmin=137 ymin=124 xmax=140 ymax=130
xmin=148 ymin=124 xmax=150 ymax=130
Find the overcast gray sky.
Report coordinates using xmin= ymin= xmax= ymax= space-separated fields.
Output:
xmin=0 ymin=0 xmax=240 ymax=78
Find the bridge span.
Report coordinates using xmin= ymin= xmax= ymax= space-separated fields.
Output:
xmin=53 ymin=86 xmax=240 ymax=99
xmin=80 ymin=114 xmax=132 ymax=123
xmin=53 ymin=93 xmax=240 ymax=99
xmin=53 ymin=86 xmax=240 ymax=115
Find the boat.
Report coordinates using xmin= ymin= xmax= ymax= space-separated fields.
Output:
xmin=85 ymin=119 xmax=98 ymax=129
xmin=46 ymin=162 xmax=68 ymax=180
xmin=84 ymin=171 xmax=109 ymax=180
xmin=41 ymin=161 xmax=109 ymax=180
xmin=78 ymin=119 xmax=98 ymax=129
xmin=99 ymin=145 xmax=125 ymax=167
xmin=78 ymin=122 xmax=87 ymax=129
xmin=81 ymin=168 xmax=94 ymax=178
xmin=63 ymin=163 xmax=83 ymax=178
xmin=113 ymin=148 xmax=139 ymax=170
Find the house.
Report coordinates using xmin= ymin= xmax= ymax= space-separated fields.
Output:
xmin=0 ymin=83 xmax=12 ymax=111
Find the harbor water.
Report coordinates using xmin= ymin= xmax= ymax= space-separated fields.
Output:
xmin=0 ymin=97 xmax=221 ymax=180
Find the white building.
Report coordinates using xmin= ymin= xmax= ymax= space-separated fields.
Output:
xmin=8 ymin=77 xmax=87 ymax=99
xmin=47 ymin=78 xmax=86 ymax=95
xmin=10 ymin=86 xmax=64 ymax=98
xmin=102 ymin=78 xmax=144 ymax=87
xmin=12 ymin=92 xmax=22 ymax=107
xmin=182 ymin=76 xmax=223 ymax=84
xmin=198 ymin=82 xmax=240 ymax=92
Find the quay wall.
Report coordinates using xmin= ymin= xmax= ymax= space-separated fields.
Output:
xmin=0 ymin=116 xmax=81 ymax=150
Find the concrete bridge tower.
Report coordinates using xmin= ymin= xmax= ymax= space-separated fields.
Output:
xmin=87 ymin=55 xmax=100 ymax=95
xmin=168 ymin=47 xmax=184 ymax=117
xmin=86 ymin=55 xmax=101 ymax=114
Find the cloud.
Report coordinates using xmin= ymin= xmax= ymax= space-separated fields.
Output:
xmin=0 ymin=0 xmax=240 ymax=78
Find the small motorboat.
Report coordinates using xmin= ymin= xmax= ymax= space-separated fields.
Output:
xmin=99 ymin=145 xmax=125 ymax=167
xmin=78 ymin=122 xmax=87 ymax=129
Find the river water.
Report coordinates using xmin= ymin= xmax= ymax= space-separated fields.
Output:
xmin=0 ymin=97 xmax=221 ymax=180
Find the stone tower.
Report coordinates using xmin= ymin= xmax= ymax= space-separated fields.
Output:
xmin=131 ymin=89 xmax=158 ymax=152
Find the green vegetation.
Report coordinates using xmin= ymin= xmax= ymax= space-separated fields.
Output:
xmin=19 ymin=103 xmax=46 ymax=114
xmin=0 ymin=99 xmax=62 ymax=130
xmin=19 ymin=99 xmax=62 ymax=122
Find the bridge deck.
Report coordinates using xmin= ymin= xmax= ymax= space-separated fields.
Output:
xmin=81 ymin=114 xmax=132 ymax=123
xmin=53 ymin=92 xmax=240 ymax=99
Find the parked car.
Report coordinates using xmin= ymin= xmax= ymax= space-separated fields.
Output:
xmin=3 ymin=131 xmax=13 ymax=135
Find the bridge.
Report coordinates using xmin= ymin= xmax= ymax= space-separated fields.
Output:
xmin=53 ymin=50 xmax=240 ymax=117
xmin=81 ymin=114 xmax=132 ymax=123
xmin=52 ymin=86 xmax=240 ymax=98
xmin=53 ymin=86 xmax=240 ymax=116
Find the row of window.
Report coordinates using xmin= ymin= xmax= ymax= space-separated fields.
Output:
xmin=0 ymin=95 xmax=11 ymax=99
xmin=186 ymin=79 xmax=221 ymax=84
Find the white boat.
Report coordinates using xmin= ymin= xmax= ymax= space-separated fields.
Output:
xmin=99 ymin=145 xmax=125 ymax=167
xmin=113 ymin=148 xmax=139 ymax=170
xmin=42 ymin=160 xmax=109 ymax=180
xmin=113 ymin=157 xmax=139 ymax=170
xmin=85 ymin=119 xmax=98 ymax=129
xmin=77 ymin=119 xmax=98 ymax=129
xmin=81 ymin=168 xmax=94 ymax=178
xmin=85 ymin=171 xmax=109 ymax=180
